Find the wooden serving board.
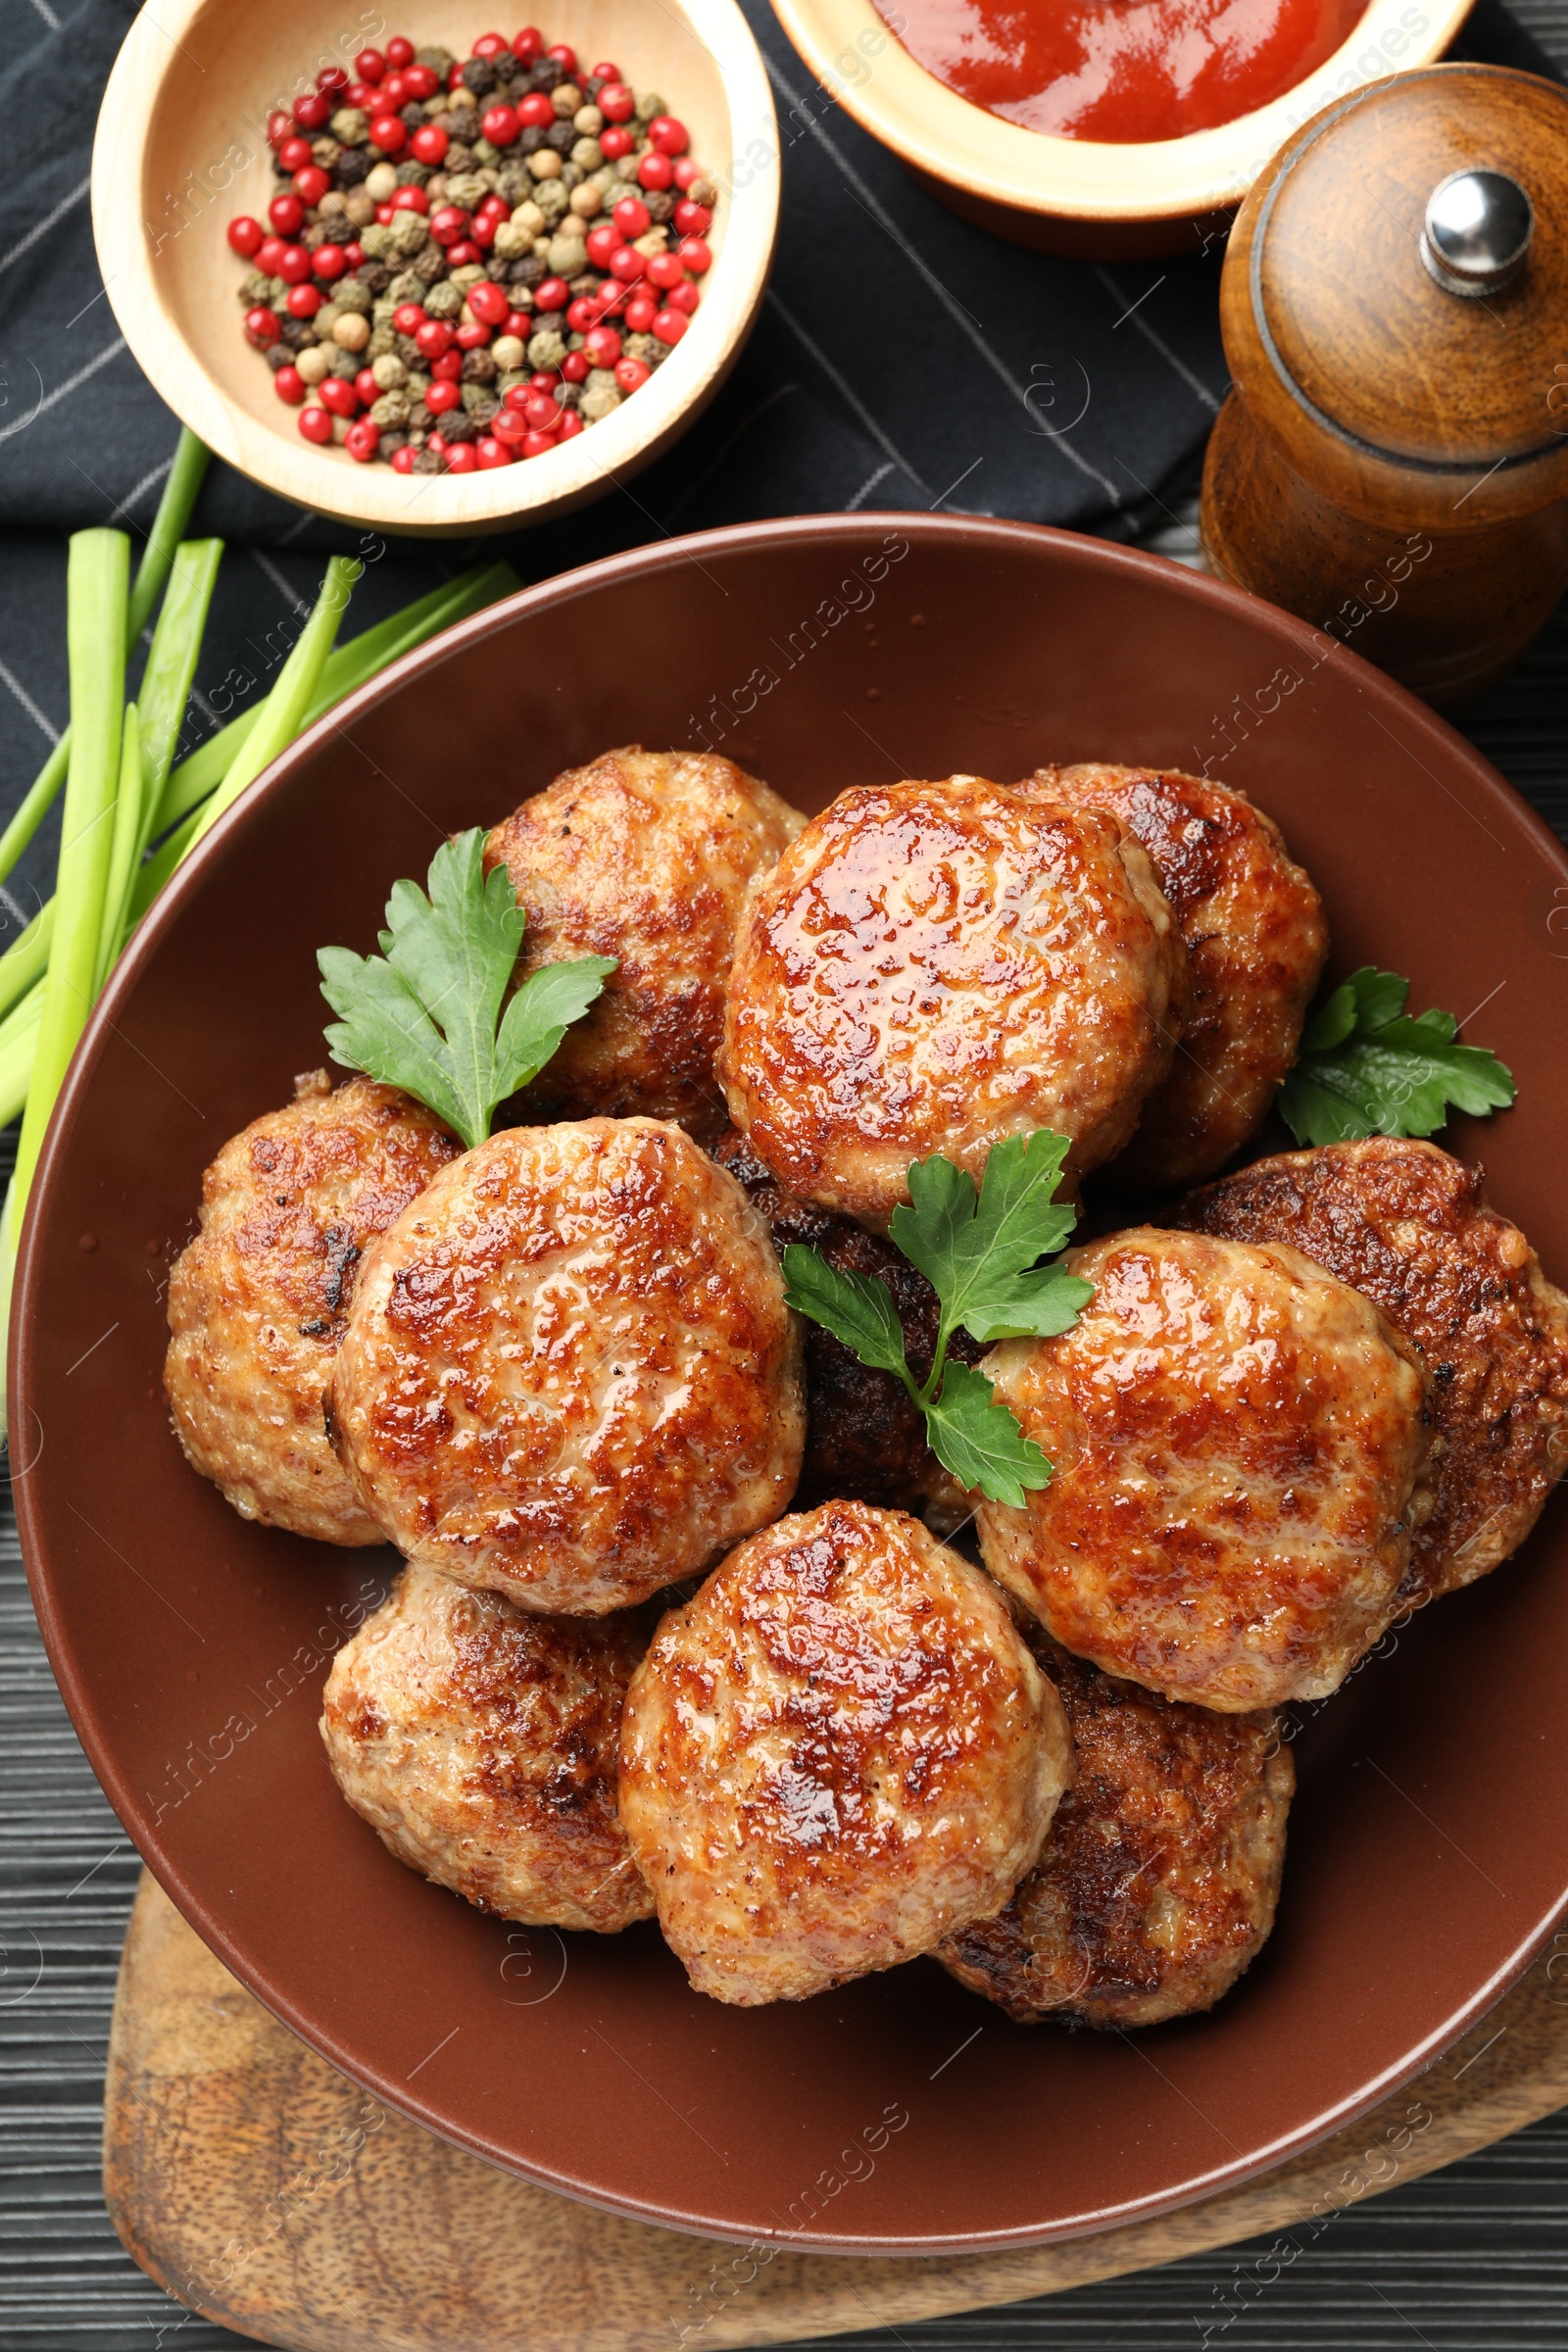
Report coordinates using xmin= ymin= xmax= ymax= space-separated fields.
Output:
xmin=107 ymin=1869 xmax=1568 ymax=2352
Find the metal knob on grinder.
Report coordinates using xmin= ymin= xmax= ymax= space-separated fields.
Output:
xmin=1200 ymin=65 xmax=1568 ymax=709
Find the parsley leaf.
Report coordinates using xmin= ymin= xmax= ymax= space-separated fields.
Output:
xmin=1277 ymin=966 xmax=1515 ymax=1149
xmin=780 ymin=1128 xmax=1091 ymax=1507
xmin=318 ymin=828 xmax=615 ymax=1151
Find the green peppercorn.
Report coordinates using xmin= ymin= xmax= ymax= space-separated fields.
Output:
xmin=331 ymin=107 xmax=369 ymax=147
xmin=635 ymin=91 xmax=665 ymax=121
xmin=527 ymin=327 xmax=567 ymax=370
xmin=369 ymin=392 xmax=412 ymax=429
xmin=423 ymin=279 xmax=463 ymax=319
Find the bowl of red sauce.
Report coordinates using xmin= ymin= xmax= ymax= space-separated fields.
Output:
xmin=769 ymin=0 xmax=1473 ymax=255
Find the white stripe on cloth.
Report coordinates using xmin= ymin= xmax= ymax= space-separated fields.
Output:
xmin=0 ymin=337 xmax=126 ymax=448
xmin=0 ymin=657 xmax=59 ymax=744
xmin=0 ymin=176 xmax=88 ymax=281
xmin=766 ymin=291 xmax=932 ymax=497
xmin=763 ymin=53 xmax=1125 ymax=509
xmin=1095 ymin=267 xmax=1223 ymax=416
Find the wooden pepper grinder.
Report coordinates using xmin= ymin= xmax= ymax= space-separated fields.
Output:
xmin=1200 ymin=65 xmax=1568 ymax=708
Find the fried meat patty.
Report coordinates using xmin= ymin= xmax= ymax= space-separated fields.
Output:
xmin=940 ymin=1637 xmax=1293 ymax=2027
xmin=321 ymin=1562 xmax=654 ymax=1931
xmin=1174 ymin=1140 xmax=1568 ymax=1603
xmin=1027 ymin=763 xmax=1327 ymax=1190
xmin=619 ymin=1500 xmax=1071 ymax=2005
xmin=710 ymin=1129 xmax=975 ymax=1529
xmin=331 ymin=1119 xmax=806 ymax=1613
xmin=977 ymin=1229 xmax=1435 ymax=1710
xmin=486 ymin=747 xmax=805 ymax=1139
xmin=165 ymin=1073 xmax=459 ymax=1544
xmin=719 ymin=777 xmax=1184 ymax=1225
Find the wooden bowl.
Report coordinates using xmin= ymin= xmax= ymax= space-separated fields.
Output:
xmin=15 ymin=514 xmax=1568 ymax=2253
xmin=91 ymin=0 xmax=777 ymax=536
xmin=769 ymin=0 xmax=1474 ymax=257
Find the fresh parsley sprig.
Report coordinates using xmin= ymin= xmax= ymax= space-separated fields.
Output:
xmin=1277 ymin=966 xmax=1515 ymax=1150
xmin=318 ymin=828 xmax=614 ymax=1152
xmin=781 ymin=1129 xmax=1093 ymax=1508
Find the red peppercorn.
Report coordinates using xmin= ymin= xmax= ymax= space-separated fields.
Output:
xmin=637 ymin=151 xmax=674 ymax=191
xmin=482 ymin=104 xmax=519 ymax=146
xmin=445 ymin=442 xmax=480 ymax=471
xmin=293 ymin=165 xmax=330 ymax=207
xmin=356 ymin=367 xmax=379 ymax=405
xmin=505 ymin=310 xmax=532 ymax=338
xmin=668 ymin=279 xmax=701 ymax=315
xmin=476 ymin=435 xmax=514 ymax=467
xmin=346 ymin=418 xmax=380 ymax=463
xmin=673 ymin=199 xmax=711 ymax=236
xmin=476 ymin=193 xmax=510 ymax=220
xmin=448 ymin=63 xmax=464 ymax=86
xmin=590 ymin=58 xmax=621 ymax=80
xmin=513 ymin=25 xmax=544 ymax=59
xmin=269 ymin=191 xmax=305 ymax=236
xmin=320 ymin=376 xmax=361 ymax=416
xmin=561 ymin=349 xmax=590 ymax=382
xmin=646 ymin=250 xmax=683 ymax=291
xmin=672 ymin=157 xmax=705 ymax=190
xmin=286 ymin=283 xmax=322 ymax=318
xmin=557 ymin=409 xmax=584 ymax=439
xmin=299 ymin=406 xmax=333 ymax=443
xmin=530 ymin=370 xmax=563 ymax=389
xmin=652 ymin=307 xmax=688 ymax=345
xmin=522 ymin=389 xmax=562 ymax=429
xmin=431 ymin=349 xmax=466 ymax=380
xmin=318 ymin=64 xmax=349 ymax=93
xmin=600 ymin=124 xmax=635 ymax=160
xmin=614 ymin=356 xmax=651 ymax=392
xmin=424 ymin=377 xmax=462 ymax=414
xmin=677 ymin=236 xmax=712 ymax=275
xmin=276 ymin=244 xmax=313 ymax=285
xmin=342 ymin=242 xmax=365 ymax=269
xmin=277 ymin=136 xmax=314 ymax=173
xmin=412 ymin=122 xmax=448 ymax=165
xmin=415 ymin=318 xmax=453 ymax=359
xmin=623 ymin=292 xmax=658 ymax=333
xmin=274 ymin=365 xmax=306 ymax=404
xmin=375 ymin=203 xmax=395 ymax=225
xmin=404 ymin=63 xmax=440 ymax=98
xmin=344 ymin=80 xmax=377 ymax=108
xmin=612 ymin=195 xmax=651 ymax=239
xmin=426 ymin=430 xmax=449 ymax=454
xmin=470 ymin=217 xmax=498 ymax=250
xmin=609 ymin=245 xmax=644 ymax=284
xmin=393 ymin=301 xmax=427 ymax=333
xmin=598 ymin=80 xmax=635 ymax=122
xmin=534 ymin=275 xmax=570 ymax=315
xmin=521 ymin=428 xmax=557 ymax=458
xmin=494 ymin=407 xmax=527 ymax=441
xmin=256 ymin=234 xmax=286 ymax=275
xmin=381 ymin=72 xmax=409 ymax=107
xmin=446 ymin=240 xmax=482 ymax=268
xmin=294 ymin=90 xmax=331 ymax=130
xmin=355 ymin=47 xmax=386 ymax=80
xmin=456 ymin=320 xmax=492 ymax=350
xmin=391 ymin=185 xmax=429 ymax=214
xmin=565 ymin=297 xmax=598 ymax=333
xmin=430 ymin=205 xmax=468 ymax=246
xmin=267 ymin=110 xmax=293 ymax=147
xmin=226 ymin=216 xmax=264 ymax=258
xmin=647 ymin=115 xmax=690 ymax=156
xmin=585 ymin=222 xmax=619 ymax=269
xmin=545 ymin=41 xmax=577 ymax=71
xmin=391 ymin=444 xmax=417 ymax=472
xmin=516 ymin=91 xmax=554 ymax=128
xmin=369 ymin=113 xmax=407 ymax=152
xmin=503 ymin=384 xmax=531 ymax=412
xmin=385 ymin=34 xmax=414 ymax=66
xmin=474 ymin=29 xmax=509 ymax=55
xmin=466 ymin=280 xmax=511 ymax=326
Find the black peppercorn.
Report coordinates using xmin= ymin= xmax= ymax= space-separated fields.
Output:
xmin=265 ymin=343 xmax=293 ymax=369
xmin=518 ymin=124 xmax=546 ymax=154
xmin=461 ymin=348 xmax=497 ymax=383
xmin=460 ymin=54 xmax=497 ymax=94
xmin=514 ymin=252 xmax=546 ymax=285
xmin=413 ymin=448 xmax=443 ymax=472
xmin=396 ymin=332 xmax=424 ymax=366
xmin=279 ymin=317 xmax=316 ymax=349
xmin=441 ymin=409 xmax=477 ymax=441
xmin=444 ymin=142 xmax=476 ymax=172
xmin=400 ymin=101 xmax=426 ymax=128
xmin=527 ymin=60 xmax=557 ymax=89
xmin=356 ymin=261 xmax=392 ymax=293
xmin=336 ymin=147 xmax=370 ymax=185
xmin=396 ymin=159 xmax=429 ymax=185
xmin=414 ymin=244 xmax=446 ymax=283
xmin=546 ymin=120 xmax=575 ymax=152
xmin=645 ymin=190 xmax=674 ymax=222
xmin=533 ymin=308 xmax=564 ymax=334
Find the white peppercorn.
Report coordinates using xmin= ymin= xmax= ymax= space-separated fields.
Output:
xmin=570 ymin=136 xmax=604 ymax=171
xmin=492 ymin=334 xmax=526 ymax=374
xmin=296 ymin=346 xmax=331 ymax=385
xmin=573 ymin=104 xmax=604 ymax=134
xmin=568 ymin=181 xmax=603 ymax=219
xmin=527 ymin=149 xmax=564 ymax=179
xmin=343 ymin=188 xmax=376 ymax=227
xmin=512 ymin=198 xmax=547 ymax=233
xmin=318 ymin=188 xmax=348 ymax=216
xmin=552 ymin=80 xmax=582 ymax=114
xmin=365 ymin=160 xmax=399 ymax=202
xmin=491 ymin=222 xmax=529 ymax=259
xmin=332 ymin=311 xmax=370 ymax=354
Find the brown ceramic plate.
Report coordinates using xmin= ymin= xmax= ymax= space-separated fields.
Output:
xmin=15 ymin=516 xmax=1568 ymax=2254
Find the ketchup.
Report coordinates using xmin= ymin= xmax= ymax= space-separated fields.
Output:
xmin=876 ymin=0 xmax=1371 ymax=142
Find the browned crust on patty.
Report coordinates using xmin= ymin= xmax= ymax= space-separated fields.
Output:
xmin=939 ymin=1635 xmax=1293 ymax=2028
xmin=1173 ymin=1138 xmax=1568 ymax=1602
xmin=1026 ymin=763 xmax=1327 ymax=1191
